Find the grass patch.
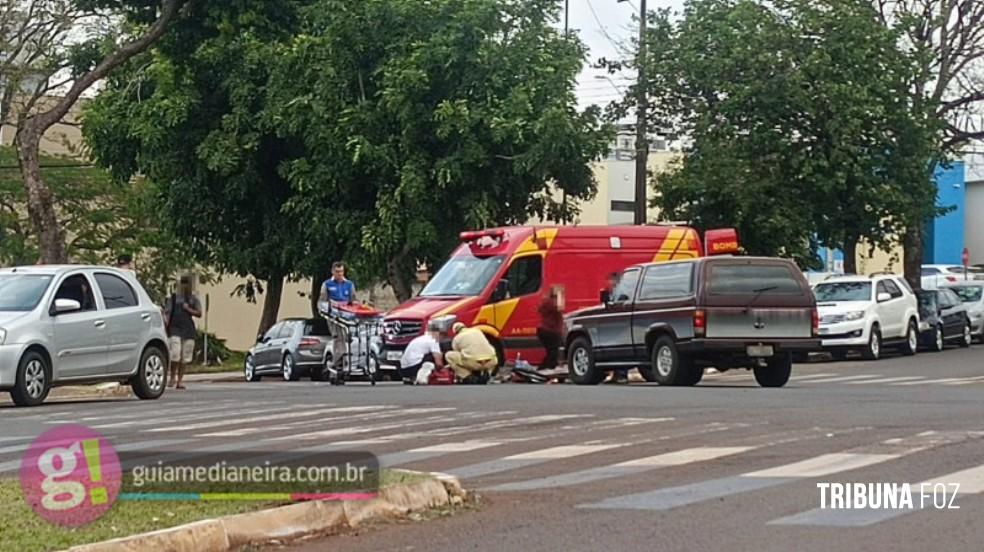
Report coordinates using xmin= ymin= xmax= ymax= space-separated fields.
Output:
xmin=0 ymin=469 xmax=424 ymax=551
xmin=186 ymin=350 xmax=247 ymax=374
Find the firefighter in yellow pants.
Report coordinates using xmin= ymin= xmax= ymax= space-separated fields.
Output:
xmin=445 ymin=323 xmax=497 ymax=382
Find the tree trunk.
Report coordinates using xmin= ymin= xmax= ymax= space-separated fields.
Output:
xmin=308 ymin=273 xmax=327 ymax=318
xmin=903 ymin=225 xmax=923 ymax=290
xmin=386 ymin=255 xmax=413 ymax=303
xmin=14 ymin=130 xmax=66 ymax=263
xmin=842 ymin=236 xmax=858 ymax=275
xmin=257 ymin=274 xmax=285 ymax=337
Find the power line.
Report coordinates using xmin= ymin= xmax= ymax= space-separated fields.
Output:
xmin=586 ymin=0 xmax=630 ymax=56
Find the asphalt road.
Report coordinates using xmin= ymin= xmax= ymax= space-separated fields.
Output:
xmin=2 ymin=345 xmax=984 ymax=552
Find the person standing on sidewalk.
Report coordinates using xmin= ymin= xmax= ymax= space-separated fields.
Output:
xmin=164 ymin=275 xmax=201 ymax=389
xmin=320 ymin=262 xmax=356 ymax=375
xmin=537 ymin=285 xmax=565 ymax=372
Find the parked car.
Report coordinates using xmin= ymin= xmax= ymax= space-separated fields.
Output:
xmin=944 ymin=282 xmax=984 ymax=342
xmin=245 ymin=318 xmax=330 ymax=381
xmin=915 ymin=289 xmax=973 ymax=351
xmin=564 ymin=256 xmax=819 ymax=388
xmin=812 ymin=274 xmax=919 ymax=360
xmin=0 ymin=265 xmax=169 ymax=407
xmin=921 ymin=264 xmax=984 ymax=289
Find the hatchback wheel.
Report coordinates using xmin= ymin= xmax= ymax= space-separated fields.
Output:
xmin=132 ymin=346 xmax=167 ymax=400
xmin=567 ymin=337 xmax=603 ymax=385
xmin=11 ymin=351 xmax=51 ymax=407
xmin=244 ymin=355 xmax=261 ymax=382
xmin=902 ymin=319 xmax=918 ymax=356
xmin=282 ymin=354 xmax=300 ymax=381
xmin=861 ymin=325 xmax=881 ymax=361
xmin=960 ymin=322 xmax=972 ymax=348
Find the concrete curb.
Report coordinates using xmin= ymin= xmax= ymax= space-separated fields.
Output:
xmin=65 ymin=472 xmax=467 ymax=552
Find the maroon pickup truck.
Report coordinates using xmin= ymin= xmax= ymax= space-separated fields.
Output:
xmin=564 ymin=256 xmax=820 ymax=387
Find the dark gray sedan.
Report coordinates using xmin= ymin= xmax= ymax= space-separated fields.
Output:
xmin=245 ymin=318 xmax=331 ymax=381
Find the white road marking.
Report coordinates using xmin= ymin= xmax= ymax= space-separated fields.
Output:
xmin=845 ymin=376 xmax=925 ymax=385
xmin=798 ymin=374 xmax=883 ymax=384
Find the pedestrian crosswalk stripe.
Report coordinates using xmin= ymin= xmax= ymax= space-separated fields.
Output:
xmin=378 ymin=440 xmax=504 ymax=466
xmin=150 ymin=406 xmax=394 ymax=433
xmin=893 ymin=377 xmax=968 ymax=386
xmin=845 ymin=376 xmax=925 ymax=385
xmin=484 ymin=446 xmax=754 ymax=492
xmin=92 ymin=405 xmax=289 ymax=429
xmin=450 ymin=443 xmax=624 ymax=479
xmin=0 ymin=438 xmax=191 ymax=474
xmin=577 ymin=431 xmax=977 ymax=512
xmin=940 ymin=376 xmax=984 ymax=385
xmin=197 ymin=407 xmax=455 ymax=437
xmin=789 ymin=373 xmax=837 ymax=380
xmin=769 ymin=463 xmax=984 ymax=527
xmin=800 ymin=374 xmax=883 ymax=384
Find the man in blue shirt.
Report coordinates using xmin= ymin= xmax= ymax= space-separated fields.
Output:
xmin=320 ymin=262 xmax=356 ymax=379
xmin=321 ymin=262 xmax=356 ymax=304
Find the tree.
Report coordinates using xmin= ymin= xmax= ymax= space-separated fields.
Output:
xmin=84 ymin=0 xmax=322 ymax=336
xmin=3 ymin=0 xmax=188 ymax=264
xmin=645 ymin=0 xmax=937 ymax=270
xmin=265 ymin=0 xmax=611 ymax=301
xmin=874 ymin=0 xmax=984 ymax=287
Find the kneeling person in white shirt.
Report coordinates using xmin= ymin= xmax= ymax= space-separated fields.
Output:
xmin=400 ymin=323 xmax=445 ymax=385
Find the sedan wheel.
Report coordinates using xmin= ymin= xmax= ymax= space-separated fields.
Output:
xmin=960 ymin=323 xmax=972 ymax=348
xmin=932 ymin=325 xmax=944 ymax=352
xmin=12 ymin=352 xmax=51 ymax=407
xmin=132 ymin=346 xmax=167 ymax=400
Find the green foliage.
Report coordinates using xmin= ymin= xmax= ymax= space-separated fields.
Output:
xmin=85 ymin=0 xmax=610 ymax=301
xmin=195 ymin=330 xmax=232 ymax=365
xmin=641 ymin=0 xmax=939 ymax=268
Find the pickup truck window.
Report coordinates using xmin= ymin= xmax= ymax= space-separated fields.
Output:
xmin=639 ymin=263 xmax=693 ymax=300
xmin=612 ymin=268 xmax=641 ymax=302
xmin=708 ymin=264 xmax=802 ymax=295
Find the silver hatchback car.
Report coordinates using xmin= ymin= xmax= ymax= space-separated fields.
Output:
xmin=0 ymin=265 xmax=170 ymax=406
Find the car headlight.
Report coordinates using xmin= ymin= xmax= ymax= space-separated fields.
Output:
xmin=844 ymin=311 xmax=865 ymax=321
xmin=0 ymin=328 xmax=5 ymax=345
xmin=429 ymin=314 xmax=458 ymax=332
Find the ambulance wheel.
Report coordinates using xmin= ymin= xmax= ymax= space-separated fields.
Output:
xmin=368 ymin=353 xmax=379 ymax=386
xmin=567 ymin=336 xmax=603 ymax=385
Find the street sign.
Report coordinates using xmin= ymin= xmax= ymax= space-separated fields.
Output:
xmin=962 ymin=247 xmax=970 ymax=267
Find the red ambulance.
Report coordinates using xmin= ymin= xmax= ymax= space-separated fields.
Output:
xmin=379 ymin=225 xmax=739 ymax=369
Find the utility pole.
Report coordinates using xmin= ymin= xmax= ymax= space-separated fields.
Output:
xmin=631 ymin=0 xmax=648 ymax=225
xmin=560 ymin=0 xmax=570 ymax=225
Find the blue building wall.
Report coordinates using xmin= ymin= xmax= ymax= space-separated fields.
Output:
xmin=924 ymin=161 xmax=966 ymax=265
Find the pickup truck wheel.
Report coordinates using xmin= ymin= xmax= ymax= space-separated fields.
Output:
xmin=902 ymin=319 xmax=918 ymax=356
xmin=567 ymin=337 xmax=603 ymax=385
xmin=754 ymin=353 xmax=792 ymax=388
xmin=861 ymin=325 xmax=881 ymax=361
xmin=651 ymin=336 xmax=694 ymax=386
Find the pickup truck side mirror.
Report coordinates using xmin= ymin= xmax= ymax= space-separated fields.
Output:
xmin=600 ymin=289 xmax=611 ymax=304
xmin=492 ymin=279 xmax=509 ymax=303
xmin=876 ymin=292 xmax=892 ymax=303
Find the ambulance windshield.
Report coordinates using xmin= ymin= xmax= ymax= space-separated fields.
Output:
xmin=420 ymin=254 xmax=505 ymax=297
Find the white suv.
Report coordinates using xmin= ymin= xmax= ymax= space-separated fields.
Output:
xmin=812 ymin=274 xmax=920 ymax=360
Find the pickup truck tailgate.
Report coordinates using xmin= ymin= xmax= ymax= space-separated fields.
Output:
xmin=706 ymin=307 xmax=813 ymax=339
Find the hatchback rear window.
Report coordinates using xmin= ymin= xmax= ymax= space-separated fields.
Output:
xmin=304 ymin=318 xmax=331 ymax=336
xmin=708 ymin=264 xmax=803 ymax=295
